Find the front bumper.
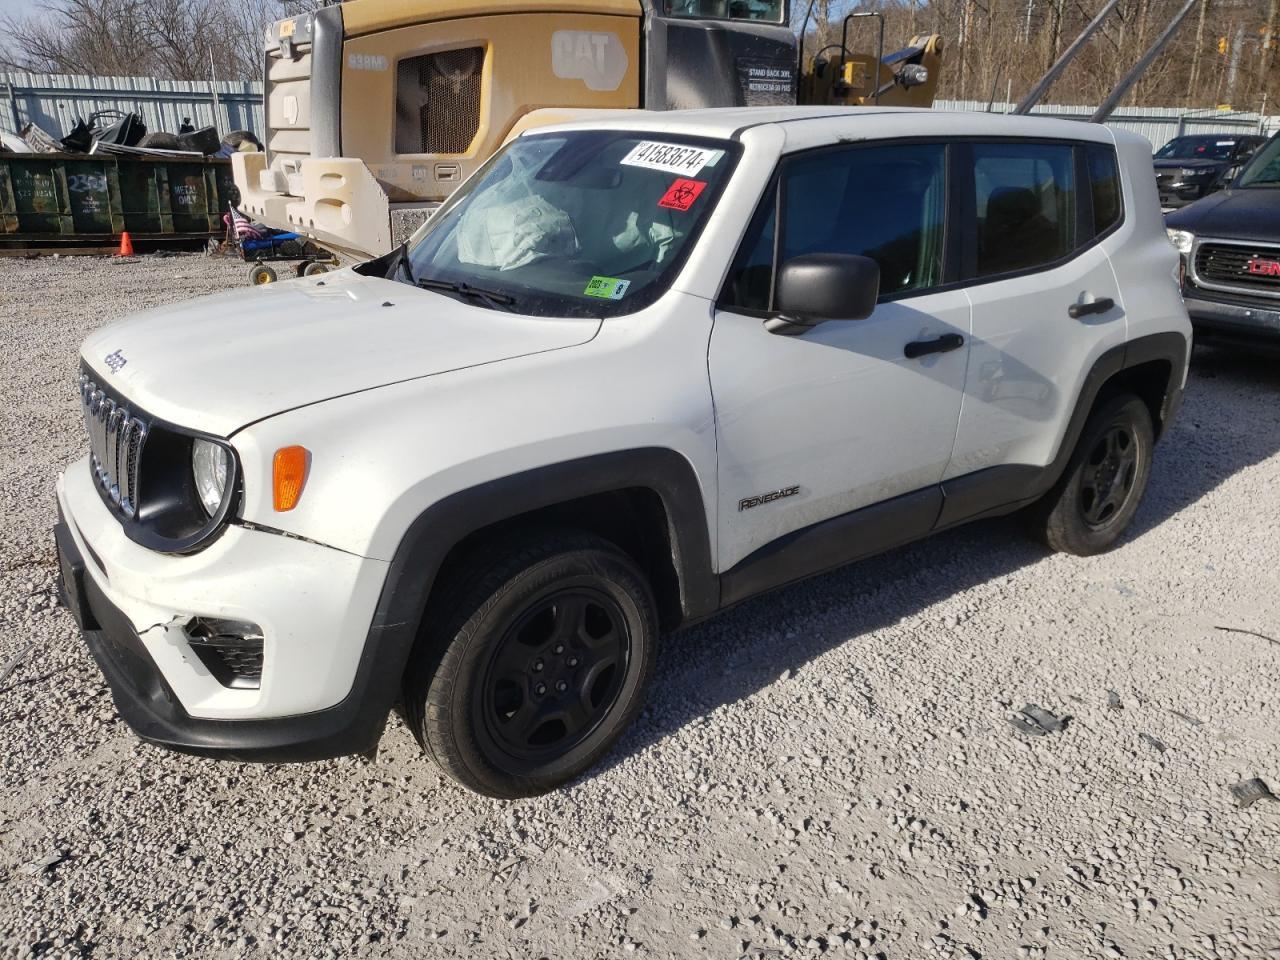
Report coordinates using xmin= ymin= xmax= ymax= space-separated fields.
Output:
xmin=1158 ymin=184 xmax=1207 ymax=209
xmin=1183 ymin=287 xmax=1280 ymax=347
xmin=56 ymin=457 xmax=403 ymax=761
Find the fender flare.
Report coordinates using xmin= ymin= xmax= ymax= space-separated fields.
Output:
xmin=346 ymin=448 xmax=719 ymax=740
xmin=937 ymin=330 xmax=1189 ymax=528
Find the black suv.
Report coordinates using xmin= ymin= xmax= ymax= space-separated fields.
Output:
xmin=1167 ymin=132 xmax=1280 ymax=348
xmin=1153 ymin=133 xmax=1265 ymax=209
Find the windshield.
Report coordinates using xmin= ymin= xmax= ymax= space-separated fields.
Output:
xmin=1236 ymin=135 xmax=1280 ymax=188
xmin=1154 ymin=136 xmax=1243 ymax=161
xmin=404 ymin=131 xmax=739 ymax=318
xmin=666 ymin=0 xmax=785 ymax=23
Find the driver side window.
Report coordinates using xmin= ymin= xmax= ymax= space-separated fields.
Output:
xmin=721 ymin=141 xmax=949 ymax=313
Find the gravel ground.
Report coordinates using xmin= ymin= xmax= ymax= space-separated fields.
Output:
xmin=1 ymin=253 xmax=1278 ymax=960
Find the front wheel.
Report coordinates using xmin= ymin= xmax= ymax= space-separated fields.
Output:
xmin=1028 ymin=393 xmax=1154 ymax=556
xmin=404 ymin=531 xmax=657 ymax=799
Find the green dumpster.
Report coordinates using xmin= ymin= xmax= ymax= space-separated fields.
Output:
xmin=0 ymin=152 xmax=237 ymax=249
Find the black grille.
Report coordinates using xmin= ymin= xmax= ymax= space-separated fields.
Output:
xmin=186 ymin=619 xmax=264 ymax=689
xmin=1194 ymin=242 xmax=1280 ymax=298
xmin=395 ymin=47 xmax=483 ymax=155
xmin=79 ymin=368 xmax=149 ymax=518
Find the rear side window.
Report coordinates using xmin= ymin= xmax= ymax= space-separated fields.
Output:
xmin=1086 ymin=144 xmax=1122 ymax=237
xmin=972 ymin=142 xmax=1076 ymax=278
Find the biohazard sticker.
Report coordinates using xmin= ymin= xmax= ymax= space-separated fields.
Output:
xmin=658 ymin=178 xmax=707 ymax=211
xmin=584 ymin=275 xmax=631 ymax=300
xmin=620 ymin=141 xmax=719 ymax=176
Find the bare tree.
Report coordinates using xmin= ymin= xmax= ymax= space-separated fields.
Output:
xmin=0 ymin=0 xmax=309 ymax=81
xmin=1 ymin=0 xmax=1275 ymax=111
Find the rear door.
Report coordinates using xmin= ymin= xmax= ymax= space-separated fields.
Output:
xmin=946 ymin=139 xmax=1127 ymax=485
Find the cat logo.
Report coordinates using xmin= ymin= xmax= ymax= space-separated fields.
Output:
xmin=551 ymin=31 xmax=628 ymax=92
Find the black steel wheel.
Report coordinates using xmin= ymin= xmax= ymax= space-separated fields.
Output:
xmin=1028 ymin=393 xmax=1154 ymax=556
xmin=478 ymin=588 xmax=631 ymax=767
xmin=1079 ymin=422 xmax=1139 ymax=528
xmin=403 ymin=531 xmax=656 ymax=799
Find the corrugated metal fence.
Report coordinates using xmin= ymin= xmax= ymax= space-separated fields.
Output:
xmin=935 ymin=99 xmax=1280 ymax=148
xmin=1 ymin=72 xmax=262 ymax=141
xmin=3 ymin=72 xmax=1276 ymax=151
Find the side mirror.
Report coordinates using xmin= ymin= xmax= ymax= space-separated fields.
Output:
xmin=766 ymin=253 xmax=880 ymax=335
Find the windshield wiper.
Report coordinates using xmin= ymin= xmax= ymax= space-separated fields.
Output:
xmin=416 ymin=277 xmax=517 ymax=311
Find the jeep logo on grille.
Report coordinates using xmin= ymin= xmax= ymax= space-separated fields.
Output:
xmin=1247 ymin=258 xmax=1280 ymax=277
xmin=104 ymin=350 xmax=127 ymax=373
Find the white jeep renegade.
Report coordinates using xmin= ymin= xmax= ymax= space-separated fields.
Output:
xmin=56 ymin=107 xmax=1191 ymax=798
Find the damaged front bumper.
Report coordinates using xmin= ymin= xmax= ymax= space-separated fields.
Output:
xmin=55 ymin=457 xmax=397 ymax=761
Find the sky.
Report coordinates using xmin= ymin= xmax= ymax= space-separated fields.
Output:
xmin=0 ymin=0 xmax=37 ymax=20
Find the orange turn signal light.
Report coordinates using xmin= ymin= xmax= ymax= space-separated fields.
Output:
xmin=272 ymin=445 xmax=308 ymax=511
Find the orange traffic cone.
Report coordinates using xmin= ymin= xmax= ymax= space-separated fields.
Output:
xmin=116 ymin=231 xmax=134 ymax=257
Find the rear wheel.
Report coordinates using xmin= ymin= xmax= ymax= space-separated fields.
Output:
xmin=302 ymin=261 xmax=330 ymax=277
xmin=1028 ymin=393 xmax=1154 ymax=556
xmin=248 ymin=264 xmax=276 ymax=285
xmin=404 ymin=531 xmax=657 ymax=798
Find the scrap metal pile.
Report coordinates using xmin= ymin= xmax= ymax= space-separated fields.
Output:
xmin=0 ymin=110 xmax=260 ymax=159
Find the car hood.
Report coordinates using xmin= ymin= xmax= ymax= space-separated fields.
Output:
xmin=1165 ymin=187 xmax=1280 ymax=243
xmin=80 ymin=270 xmax=601 ymax=436
xmin=1153 ymin=157 xmax=1225 ymax=172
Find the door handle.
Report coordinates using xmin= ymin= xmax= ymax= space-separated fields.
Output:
xmin=1068 ymin=297 xmax=1115 ymax=319
xmin=903 ymin=333 xmax=965 ymax=359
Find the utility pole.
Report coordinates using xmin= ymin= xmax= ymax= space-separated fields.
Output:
xmin=1186 ymin=0 xmax=1210 ymax=106
xmin=1261 ymin=0 xmax=1279 ymax=97
xmin=1224 ymin=21 xmax=1245 ymax=108
xmin=1048 ymin=0 xmax=1066 ymax=71
xmin=1131 ymin=0 xmax=1151 ymax=105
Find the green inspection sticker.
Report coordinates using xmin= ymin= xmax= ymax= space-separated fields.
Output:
xmin=584 ymin=275 xmax=631 ymax=300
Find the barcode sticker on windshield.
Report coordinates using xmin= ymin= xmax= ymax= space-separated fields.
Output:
xmin=621 ymin=141 xmax=720 ymax=176
xmin=584 ymin=276 xmax=631 ymax=300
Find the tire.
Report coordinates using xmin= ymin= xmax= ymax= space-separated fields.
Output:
xmin=404 ymin=531 xmax=657 ymax=799
xmin=1028 ymin=393 xmax=1154 ymax=556
xmin=137 ymin=132 xmax=181 ymax=150
xmin=221 ymin=130 xmax=263 ymax=153
xmin=302 ymin=261 xmax=330 ymax=276
xmin=248 ymin=264 xmax=277 ymax=285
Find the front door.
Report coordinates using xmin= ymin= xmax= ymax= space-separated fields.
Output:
xmin=709 ymin=140 xmax=970 ymax=572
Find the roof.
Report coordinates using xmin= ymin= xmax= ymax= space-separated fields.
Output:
xmin=532 ymin=105 xmax=1125 ymax=151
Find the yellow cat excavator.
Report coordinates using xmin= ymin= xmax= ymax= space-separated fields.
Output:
xmin=233 ymin=0 xmax=943 ymax=261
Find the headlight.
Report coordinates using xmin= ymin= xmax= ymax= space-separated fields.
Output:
xmin=1166 ymin=229 xmax=1194 ymax=255
xmin=192 ymin=439 xmax=230 ymax=515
